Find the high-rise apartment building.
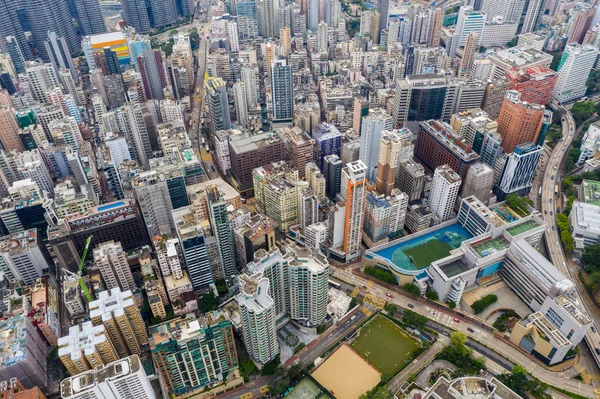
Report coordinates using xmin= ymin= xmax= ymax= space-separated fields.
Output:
xmin=396 ymin=160 xmax=425 ymax=201
xmin=58 ymin=322 xmax=118 ymax=376
xmin=376 ymin=129 xmax=411 ymax=196
xmin=150 ymin=315 xmax=238 ymax=396
xmin=353 ymin=97 xmax=369 ymax=134
xmin=430 ymin=165 xmax=462 ymax=223
xmin=177 ymin=221 xmax=213 ymax=290
xmin=93 ymin=241 xmax=137 ymax=292
xmin=450 ymin=6 xmax=485 ymax=57
xmin=281 ymin=127 xmax=315 ymax=179
xmin=237 ymin=273 xmax=279 ymax=363
xmin=324 ymin=154 xmax=342 ymax=200
xmin=359 ymin=109 xmax=394 ymax=182
xmin=363 ymin=189 xmax=408 ymax=247
xmin=0 ymin=3 xmax=34 ymax=61
xmin=205 ymin=77 xmax=232 ymax=134
xmin=138 ymin=49 xmax=167 ymax=100
xmin=339 ymin=161 xmax=367 ymax=261
xmin=497 ymin=90 xmax=544 ymax=153
xmin=459 ymin=31 xmax=478 ymax=77
xmin=312 ymin=123 xmax=342 ymax=171
xmin=133 ymin=171 xmax=177 ymax=238
xmin=271 ymin=59 xmax=294 ymax=122
xmin=0 ymin=107 xmax=23 ymax=151
xmin=521 ymin=0 xmax=544 ymax=33
xmin=460 ymin=162 xmax=494 ymax=205
xmin=305 ymin=162 xmax=326 ymax=200
xmin=60 ymin=355 xmax=155 ymax=399
xmin=207 ymin=187 xmax=237 ymax=277
xmin=567 ymin=6 xmax=595 ymax=44
xmin=74 ymin=0 xmax=107 ymax=35
xmin=553 ymin=44 xmax=598 ymax=104
xmin=493 ymin=142 xmax=542 ymax=200
xmin=88 ymin=288 xmax=149 ymax=356
xmin=233 ymin=213 xmax=277 ymax=267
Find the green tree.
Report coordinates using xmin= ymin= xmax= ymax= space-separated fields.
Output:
xmin=383 ymin=303 xmax=397 ymax=314
xmin=448 ymin=300 xmax=456 ymax=309
xmin=425 ymin=290 xmax=439 ymax=300
xmin=347 ymin=19 xmax=360 ymax=37
xmin=450 ymin=331 xmax=467 ymax=346
xmin=268 ymin=375 xmax=291 ymax=396
xmin=360 ymin=387 xmax=393 ymax=399
xmin=380 ymin=372 xmax=394 ymax=384
xmin=198 ymin=292 xmax=219 ymax=313
xmin=471 ymin=294 xmax=498 ymax=314
xmin=582 ymin=244 xmax=600 ymax=271
xmin=571 ymin=101 xmax=596 ymax=127
xmin=549 ymin=51 xmax=563 ymax=71
xmin=262 ymin=355 xmax=281 ymax=375
xmin=403 ymin=309 xmax=428 ymax=329
xmin=588 ymin=271 xmax=600 ymax=294
xmin=364 ymin=267 xmax=397 ymax=284
xmin=402 ymin=283 xmax=420 ymax=296
xmin=506 ymin=38 xmax=518 ymax=47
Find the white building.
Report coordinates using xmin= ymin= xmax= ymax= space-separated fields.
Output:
xmin=105 ymin=134 xmax=132 ymax=168
xmin=430 ymin=165 xmax=461 ymax=223
xmin=233 ymin=82 xmax=249 ymax=127
xmin=305 ymin=222 xmax=329 ymax=250
xmin=60 ymin=355 xmax=155 ymax=399
xmin=359 ymin=109 xmax=394 ymax=182
xmin=450 ymin=6 xmax=486 ymax=57
xmin=93 ymin=241 xmax=137 ymax=292
xmin=25 ymin=61 xmax=60 ymax=103
xmin=237 ymin=274 xmax=279 ymax=363
xmin=578 ymin=122 xmax=600 ymax=164
xmin=552 ymin=44 xmax=598 ymax=104
xmin=570 ymin=201 xmax=600 ymax=254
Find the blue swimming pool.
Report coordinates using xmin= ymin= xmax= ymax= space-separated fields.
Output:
xmin=373 ymin=224 xmax=473 ymax=273
xmin=97 ymin=201 xmax=125 ymax=212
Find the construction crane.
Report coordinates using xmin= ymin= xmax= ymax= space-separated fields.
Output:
xmin=77 ymin=235 xmax=94 ymax=302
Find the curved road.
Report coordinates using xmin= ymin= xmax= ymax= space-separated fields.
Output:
xmin=543 ymin=101 xmax=600 ymax=373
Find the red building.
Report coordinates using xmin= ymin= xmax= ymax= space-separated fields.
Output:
xmin=505 ymin=66 xmax=558 ymax=105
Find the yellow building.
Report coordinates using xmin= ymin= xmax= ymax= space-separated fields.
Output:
xmin=58 ymin=321 xmax=118 ymax=376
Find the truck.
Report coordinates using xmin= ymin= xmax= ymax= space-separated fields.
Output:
xmin=555 ymin=185 xmax=559 ymax=197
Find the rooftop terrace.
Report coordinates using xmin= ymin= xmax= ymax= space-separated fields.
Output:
xmin=470 ymin=236 xmax=510 ymax=258
xmin=506 ymin=220 xmax=540 ymax=237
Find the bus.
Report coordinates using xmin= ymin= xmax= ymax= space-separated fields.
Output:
xmin=328 ymin=279 xmax=341 ymax=289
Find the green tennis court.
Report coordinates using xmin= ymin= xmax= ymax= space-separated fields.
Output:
xmin=401 ymin=240 xmax=454 ymax=269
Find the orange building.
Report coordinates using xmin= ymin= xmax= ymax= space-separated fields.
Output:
xmin=505 ymin=66 xmax=558 ymax=105
xmin=0 ymin=379 xmax=47 ymax=399
xmin=0 ymin=106 xmax=23 ymax=151
xmin=497 ymin=90 xmax=545 ymax=154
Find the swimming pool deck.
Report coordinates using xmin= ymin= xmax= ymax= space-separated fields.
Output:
xmin=370 ymin=222 xmax=473 ymax=274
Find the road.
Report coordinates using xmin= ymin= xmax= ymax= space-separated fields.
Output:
xmin=331 ymin=268 xmax=597 ymax=397
xmin=542 ymin=101 xmax=600 ymax=375
xmin=216 ymin=308 xmax=367 ymax=399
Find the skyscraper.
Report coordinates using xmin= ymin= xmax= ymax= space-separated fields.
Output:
xmin=0 ymin=106 xmax=23 ymax=151
xmin=138 ymin=48 xmax=167 ymax=100
xmin=205 ymin=77 xmax=231 ymax=133
xmin=359 ymin=109 xmax=394 ymax=182
xmin=566 ymin=6 xmax=595 ymax=44
xmin=149 ymin=0 xmax=179 ymax=28
xmin=339 ymin=160 xmax=367 ymax=261
xmin=430 ymin=165 xmax=462 ymax=223
xmin=459 ymin=31 xmax=478 ymax=77
xmin=93 ymin=240 xmax=137 ymax=292
xmin=427 ymin=8 xmax=444 ymax=46
xmin=318 ymin=21 xmax=328 ymax=52
xmin=208 ymin=187 xmax=237 ymax=277
xmin=460 ymin=162 xmax=494 ymax=205
xmin=497 ymin=90 xmax=544 ymax=153
xmin=133 ymin=171 xmax=177 ymax=238
xmin=89 ymin=288 xmax=149 ymax=356
xmin=178 ymin=222 xmax=213 ymax=290
xmin=552 ymin=44 xmax=598 ymax=104
xmin=74 ymin=0 xmax=106 ymax=35
xmin=233 ymin=81 xmax=249 ymax=127
xmin=450 ymin=6 xmax=485 ymax=57
xmin=308 ymin=0 xmax=319 ymax=29
xmin=265 ymin=0 xmax=278 ymax=37
xmin=376 ymin=130 xmax=404 ymax=197
xmin=0 ymin=2 xmax=33 ymax=61
xmin=493 ymin=142 xmax=542 ymax=200
xmin=121 ymin=0 xmax=152 ymax=32
xmin=25 ymin=0 xmax=80 ymax=61
xmin=521 ymin=0 xmax=544 ymax=34
xmin=237 ymin=274 xmax=279 ymax=363
xmin=324 ymin=154 xmax=342 ymax=200
xmin=378 ymin=0 xmax=389 ymax=37
xmin=271 ymin=59 xmax=293 ymax=122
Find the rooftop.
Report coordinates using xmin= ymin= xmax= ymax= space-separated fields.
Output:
xmin=421 ymin=120 xmax=480 ymax=162
xmin=582 ymin=180 xmax=600 ymax=206
xmin=488 ymin=45 xmax=552 ymax=69
xmin=505 ymin=220 xmax=540 ymax=237
xmin=229 ymin=131 xmax=283 ymax=154
xmin=470 ymin=236 xmax=510 ymax=258
xmin=0 ymin=314 xmax=27 ymax=369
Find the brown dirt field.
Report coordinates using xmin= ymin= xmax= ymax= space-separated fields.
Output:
xmin=311 ymin=344 xmax=381 ymax=399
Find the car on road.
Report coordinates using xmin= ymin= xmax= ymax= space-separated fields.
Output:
xmin=550 ymin=211 xmax=553 ymax=215
xmin=592 ymin=326 xmax=597 ymax=333
xmin=555 ymin=241 xmax=559 ymax=246
xmin=552 ymin=226 xmax=556 ymax=231
xmin=551 ymin=175 xmax=554 ymax=180
xmin=467 ymin=327 xmax=474 ymax=333
xmin=453 ymin=318 xmax=460 ymax=323
xmin=549 ymin=199 xmax=552 ymax=203
xmin=596 ymin=348 xmax=600 ymax=355
xmin=407 ymin=303 xmax=414 ymax=308
xmin=544 ymin=210 xmax=547 ymax=214
xmin=386 ymin=293 xmax=393 ymax=298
